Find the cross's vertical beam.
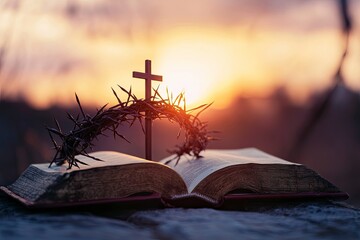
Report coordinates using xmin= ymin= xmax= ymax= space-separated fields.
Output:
xmin=144 ymin=60 xmax=152 ymax=160
xmin=132 ymin=60 xmax=163 ymax=160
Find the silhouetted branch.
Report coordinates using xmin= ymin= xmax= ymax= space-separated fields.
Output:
xmin=288 ymin=0 xmax=352 ymax=160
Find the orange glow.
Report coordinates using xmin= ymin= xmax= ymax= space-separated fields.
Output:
xmin=0 ymin=1 xmax=359 ymax=109
xmin=11 ymin=26 xmax=353 ymax=109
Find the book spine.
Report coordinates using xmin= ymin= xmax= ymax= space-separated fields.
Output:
xmin=164 ymin=192 xmax=223 ymax=207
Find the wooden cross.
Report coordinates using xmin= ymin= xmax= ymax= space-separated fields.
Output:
xmin=133 ymin=59 xmax=163 ymax=160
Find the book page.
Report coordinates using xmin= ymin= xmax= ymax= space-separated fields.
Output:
xmin=160 ymin=148 xmax=299 ymax=193
xmin=36 ymin=151 xmax=159 ymax=173
xmin=9 ymin=151 xmax=188 ymax=205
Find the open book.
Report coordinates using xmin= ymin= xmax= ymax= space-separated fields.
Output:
xmin=1 ymin=148 xmax=348 ymax=208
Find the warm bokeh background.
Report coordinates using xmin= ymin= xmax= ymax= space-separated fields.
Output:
xmin=0 ymin=0 xmax=359 ymax=206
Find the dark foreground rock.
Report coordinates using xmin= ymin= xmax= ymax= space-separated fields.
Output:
xmin=0 ymin=194 xmax=359 ymax=240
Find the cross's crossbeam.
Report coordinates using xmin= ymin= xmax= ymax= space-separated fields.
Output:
xmin=132 ymin=59 xmax=163 ymax=160
xmin=133 ymin=60 xmax=163 ymax=102
xmin=132 ymin=71 xmax=162 ymax=82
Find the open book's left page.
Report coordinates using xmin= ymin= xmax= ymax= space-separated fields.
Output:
xmin=2 ymin=151 xmax=188 ymax=207
xmin=37 ymin=151 xmax=155 ymax=173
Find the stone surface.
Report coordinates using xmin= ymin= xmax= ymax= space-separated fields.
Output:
xmin=0 ymin=194 xmax=359 ymax=240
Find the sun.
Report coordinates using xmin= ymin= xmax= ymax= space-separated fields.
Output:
xmin=158 ymin=60 xmax=214 ymax=107
xmin=157 ymin=32 xmax=235 ymax=108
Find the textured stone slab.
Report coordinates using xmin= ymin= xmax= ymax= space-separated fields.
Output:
xmin=1 ymin=193 xmax=359 ymax=240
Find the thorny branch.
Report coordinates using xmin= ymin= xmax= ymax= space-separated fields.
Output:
xmin=47 ymin=85 xmax=213 ymax=169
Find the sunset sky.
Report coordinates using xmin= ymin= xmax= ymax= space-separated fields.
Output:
xmin=0 ymin=0 xmax=359 ymax=109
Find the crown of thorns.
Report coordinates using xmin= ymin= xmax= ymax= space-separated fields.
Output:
xmin=47 ymin=85 xmax=213 ymax=169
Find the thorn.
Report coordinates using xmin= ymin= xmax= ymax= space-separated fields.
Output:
xmin=54 ymin=117 xmax=62 ymax=133
xmin=75 ymin=93 xmax=86 ymax=118
xmin=112 ymin=87 xmax=122 ymax=104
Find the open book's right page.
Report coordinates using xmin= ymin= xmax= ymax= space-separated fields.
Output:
xmin=161 ymin=148 xmax=299 ymax=193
